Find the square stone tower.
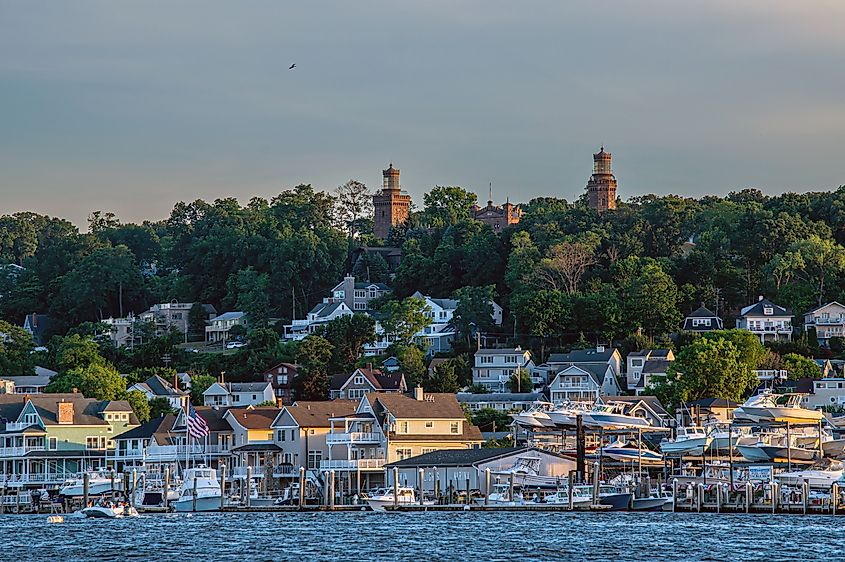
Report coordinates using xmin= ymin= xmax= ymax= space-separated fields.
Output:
xmin=586 ymin=146 xmax=617 ymax=212
xmin=373 ymin=163 xmax=411 ymax=240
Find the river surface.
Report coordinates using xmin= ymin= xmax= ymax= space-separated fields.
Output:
xmin=2 ymin=511 xmax=841 ymax=561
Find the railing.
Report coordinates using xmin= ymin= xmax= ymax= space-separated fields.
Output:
xmin=0 ymin=473 xmax=79 ymax=485
xmin=326 ymin=432 xmax=381 ymax=445
xmin=812 ymin=317 xmax=845 ymax=325
xmin=113 ymin=444 xmax=229 ymax=460
xmin=755 ymin=370 xmax=788 ymax=381
xmin=232 ymin=466 xmax=267 ymax=478
xmin=319 ymin=459 xmax=385 ymax=471
xmin=0 ymin=446 xmax=45 ymax=458
xmin=272 ymin=464 xmax=299 ymax=478
xmin=557 ymin=383 xmax=592 ymax=389
xmin=4 ymin=423 xmax=37 ymax=432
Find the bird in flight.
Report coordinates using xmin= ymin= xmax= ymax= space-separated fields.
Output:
xmin=289 ymin=64 xmax=296 ymax=70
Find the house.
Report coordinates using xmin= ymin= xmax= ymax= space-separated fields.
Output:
xmin=804 ymin=302 xmax=845 ymax=347
xmin=203 ymin=381 xmax=274 ymax=407
xmin=261 ymin=362 xmax=299 ymax=405
xmin=600 ymin=396 xmax=672 ymax=428
xmin=682 ymin=304 xmax=724 ymax=332
xmin=325 ymin=274 xmax=391 ymax=312
xmin=205 ymin=311 xmax=247 ymax=343
xmin=547 ymin=346 xmax=623 ymax=380
xmin=284 ymin=302 xmax=353 ymax=340
xmin=0 ymin=366 xmax=57 ymax=394
xmin=128 ymin=374 xmax=188 ymax=410
xmin=22 ymin=313 xmax=52 ymax=346
xmin=223 ymin=407 xmax=281 ymax=481
xmin=684 ymin=398 xmax=739 ymax=424
xmin=138 ymin=302 xmax=217 ymax=339
xmin=548 ymin=364 xmax=621 ymax=403
xmin=382 ymin=356 xmax=400 ymax=372
xmin=384 ymin=446 xmax=573 ymax=494
xmin=803 ymin=377 xmax=845 ymax=410
xmin=102 ymin=315 xmax=136 ymax=347
xmin=328 ymin=366 xmax=406 ymax=400
xmin=112 ymin=414 xmax=181 ymax=472
xmin=457 ymin=392 xmax=543 ymax=412
xmin=0 ymin=393 xmax=139 ymax=488
xmin=736 ymin=296 xmax=793 ymax=342
xmin=270 ymin=400 xmax=359 ymax=480
xmin=471 ymin=348 xmax=537 ymax=392
xmin=626 ymin=349 xmax=675 ymax=390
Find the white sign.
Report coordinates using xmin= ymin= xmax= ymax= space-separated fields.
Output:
xmin=748 ymin=465 xmax=773 ymax=483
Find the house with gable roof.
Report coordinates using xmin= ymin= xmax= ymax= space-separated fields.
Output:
xmin=128 ymin=374 xmax=188 ymax=409
xmin=682 ymin=304 xmax=724 ymax=332
xmin=329 ymin=365 xmax=407 ymax=400
xmin=804 ymin=301 xmax=845 ymax=347
xmin=471 ymin=347 xmax=538 ymax=392
xmin=736 ymin=296 xmax=793 ymax=342
xmin=203 ymin=381 xmax=274 ymax=407
xmin=626 ymin=349 xmax=675 ymax=391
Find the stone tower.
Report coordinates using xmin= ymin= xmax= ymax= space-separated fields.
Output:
xmin=586 ymin=146 xmax=617 ymax=212
xmin=372 ymin=163 xmax=411 ymax=240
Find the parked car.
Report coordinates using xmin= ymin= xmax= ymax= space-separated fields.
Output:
xmin=226 ymin=341 xmax=246 ymax=349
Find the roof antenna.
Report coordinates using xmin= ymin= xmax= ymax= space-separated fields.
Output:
xmin=488 ymin=181 xmax=493 ymax=206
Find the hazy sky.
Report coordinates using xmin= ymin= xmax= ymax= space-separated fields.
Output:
xmin=2 ymin=1 xmax=845 ymax=227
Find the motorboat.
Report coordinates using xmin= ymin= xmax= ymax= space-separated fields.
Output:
xmin=80 ymin=502 xmax=139 ymax=518
xmin=738 ymin=392 xmax=824 ymax=424
xmin=777 ymin=459 xmax=844 ymax=489
xmin=631 ymin=490 xmax=673 ymax=511
xmin=583 ymin=402 xmax=653 ymax=430
xmin=708 ymin=425 xmax=746 ymax=452
xmin=474 ymin=483 xmax=527 ymax=506
xmin=823 ymin=438 xmax=845 ymax=459
xmin=660 ymin=426 xmax=712 ymax=456
xmin=547 ymin=402 xmax=591 ymax=427
xmin=133 ymin=473 xmax=180 ymax=508
xmin=601 ymin=438 xmax=662 ymax=463
xmin=172 ymin=466 xmax=222 ymax=512
xmin=512 ymin=403 xmax=556 ymax=428
xmin=367 ymin=486 xmax=431 ymax=511
xmin=733 ymin=392 xmax=776 ymax=423
xmin=737 ymin=432 xmax=820 ymax=463
xmin=59 ymin=471 xmax=118 ymax=497
xmin=669 ymin=461 xmax=737 ymax=486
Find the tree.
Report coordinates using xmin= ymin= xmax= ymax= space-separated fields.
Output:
xmin=470 ymin=407 xmax=514 ymax=432
xmin=660 ymin=337 xmax=757 ymax=405
xmin=702 ymin=329 xmax=767 ymax=369
xmin=506 ymin=368 xmax=533 ymax=393
xmin=55 ymin=334 xmax=106 ymax=372
xmin=59 ymin=244 xmax=143 ymax=321
xmin=395 ymin=344 xmax=426 ymax=389
xmin=126 ymin=366 xmax=177 ymax=388
xmin=0 ymin=319 xmax=35 ymax=375
xmin=621 ymin=261 xmax=682 ymax=337
xmin=149 ymin=397 xmax=177 ymax=419
xmin=293 ymin=335 xmax=334 ymax=400
xmin=334 ymin=180 xmax=372 ymax=238
xmin=226 ymin=267 xmax=271 ymax=327
xmin=352 ymin=252 xmax=389 ymax=283
xmin=316 ymin=314 xmax=376 ymax=372
xmin=381 ymin=297 xmax=431 ymax=347
xmin=46 ymin=363 xmax=127 ymax=400
xmin=187 ymin=303 xmax=207 ymax=342
xmin=190 ymin=374 xmax=217 ymax=406
xmin=782 ymin=353 xmax=821 ymax=380
xmin=536 ymin=241 xmax=595 ymax=295
xmin=429 ymin=360 xmax=460 ymax=393
xmin=127 ymin=390 xmax=151 ymax=423
xmin=786 ymin=235 xmax=845 ymax=305
xmin=422 ymin=186 xmax=477 ymax=227
xmin=452 ymin=285 xmax=495 ymax=342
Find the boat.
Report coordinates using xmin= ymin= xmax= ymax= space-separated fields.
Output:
xmin=542 ymin=484 xmax=630 ymax=509
xmin=59 ymin=471 xmax=118 ymax=497
xmin=366 ymin=486 xmax=431 ymax=511
xmin=512 ymin=403 xmax=556 ymax=428
xmin=474 ymin=483 xmax=527 ymax=506
xmin=172 ymin=466 xmax=222 ymax=512
xmin=737 ymin=432 xmax=820 ymax=463
xmin=777 ymin=459 xmax=844 ymax=489
xmin=547 ymin=402 xmax=590 ymax=427
xmin=660 ymin=426 xmax=712 ymax=456
xmin=133 ymin=473 xmax=179 ymax=508
xmin=583 ymin=402 xmax=653 ymax=430
xmin=631 ymin=490 xmax=672 ymax=511
xmin=80 ymin=502 xmax=139 ymax=518
xmin=597 ymin=485 xmax=632 ymax=510
xmin=601 ymin=438 xmax=662 ymax=463
xmin=738 ymin=392 xmax=824 ymax=424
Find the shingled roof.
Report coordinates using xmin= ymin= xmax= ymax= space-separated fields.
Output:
xmin=368 ymin=393 xmax=466 ymax=419
xmin=225 ymin=407 xmax=280 ymax=430
xmin=284 ymin=400 xmax=358 ymax=428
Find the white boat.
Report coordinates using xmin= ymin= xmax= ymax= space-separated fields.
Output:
xmin=738 ymin=392 xmax=823 ymax=424
xmin=172 ymin=466 xmax=222 ymax=512
xmin=512 ymin=402 xmax=556 ymax=428
xmin=59 ymin=471 xmax=118 ymax=497
xmin=133 ymin=473 xmax=180 ymax=508
xmin=732 ymin=392 xmax=773 ymax=423
xmin=367 ymin=486 xmax=431 ymax=511
xmin=547 ymin=402 xmax=590 ymax=427
xmin=583 ymin=402 xmax=653 ymax=430
xmin=601 ymin=438 xmax=662 ymax=463
xmin=80 ymin=502 xmax=139 ymax=518
xmin=778 ymin=459 xmax=844 ymax=489
xmin=660 ymin=426 xmax=712 ymax=456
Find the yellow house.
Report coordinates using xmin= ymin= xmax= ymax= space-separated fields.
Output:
xmin=223 ymin=406 xmax=280 ymax=478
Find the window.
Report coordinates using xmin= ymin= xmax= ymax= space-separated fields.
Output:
xmin=422 ymin=448 xmax=436 ymax=454
xmin=307 ymin=450 xmax=322 ymax=469
xmin=401 ymin=421 xmax=409 ymax=434
xmin=450 ymin=422 xmax=459 ymax=434
xmin=48 ymin=437 xmax=57 ymax=450
xmin=283 ymin=453 xmax=293 ymax=464
xmin=277 ymin=375 xmax=288 ymax=385
xmin=354 ymin=376 xmax=364 ymax=385
xmin=480 ymin=356 xmax=494 ymax=365
xmin=291 ymin=429 xmax=296 ymax=440
xmin=763 ymin=307 xmax=774 ymax=316
xmin=86 ymin=436 xmax=106 ymax=450
xmin=397 ymin=448 xmax=413 ymax=461
xmin=252 ymin=394 xmax=257 ymax=401
xmin=425 ymin=421 xmax=433 ymax=429
xmin=278 ymin=430 xmax=285 ymax=442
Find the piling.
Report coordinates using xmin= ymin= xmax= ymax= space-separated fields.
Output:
xmin=509 ymin=473 xmax=515 ymax=503
xmin=123 ymin=472 xmax=129 ymax=503
xmin=567 ymin=471 xmax=574 ymax=511
xmin=131 ymin=469 xmax=137 ymax=506
xmin=671 ymin=479 xmax=677 ymax=513
xmin=330 ymin=470 xmax=336 ymax=509
xmin=393 ymin=467 xmax=399 ymax=509
xmin=484 ymin=468 xmax=490 ymax=506
xmin=298 ymin=466 xmax=305 ymax=509
xmin=219 ymin=463 xmax=227 ymax=510
xmin=592 ymin=463 xmax=600 ymax=506
xmin=772 ymin=482 xmax=778 ymax=514
xmin=803 ymin=480 xmax=809 ymax=515
xmin=576 ymin=414 xmax=585 ymax=482
xmin=833 ymin=483 xmax=839 ymax=515
xmin=246 ymin=466 xmax=253 ymax=508
xmin=192 ymin=474 xmax=197 ymax=512
xmin=83 ymin=472 xmax=90 ymax=507
xmin=716 ymin=482 xmax=721 ymax=513
xmin=419 ymin=469 xmax=425 ymax=506
xmin=696 ymin=483 xmax=703 ymax=513
xmin=744 ymin=482 xmax=751 ymax=514
xmin=786 ymin=422 xmax=792 ymax=472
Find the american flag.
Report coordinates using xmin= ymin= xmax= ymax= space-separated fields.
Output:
xmin=186 ymin=403 xmax=209 ymax=438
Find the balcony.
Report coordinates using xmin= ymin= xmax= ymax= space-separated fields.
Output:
xmin=113 ymin=443 xmax=228 ymax=461
xmin=272 ymin=464 xmax=299 ymax=478
xmin=0 ymin=472 xmax=79 ymax=485
xmin=319 ymin=459 xmax=385 ymax=471
xmin=0 ymin=445 xmax=45 ymax=458
xmin=812 ymin=317 xmax=845 ymax=326
xmin=326 ymin=432 xmax=381 ymax=445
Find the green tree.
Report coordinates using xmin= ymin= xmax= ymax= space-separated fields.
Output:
xmin=0 ymin=319 xmax=35 ymax=375
xmin=316 ymin=314 xmax=376 ymax=372
xmin=187 ymin=303 xmax=207 ymax=342
xmin=786 ymin=235 xmax=845 ymax=305
xmin=127 ymin=390 xmax=151 ymax=423
xmin=702 ymin=329 xmax=767 ymax=369
xmin=429 ymin=360 xmax=460 ymax=393
xmin=334 ymin=179 xmax=373 ymax=239
xmin=190 ymin=374 xmax=217 ymax=406
xmin=422 ymin=186 xmax=477 ymax=227
xmin=126 ymin=366 xmax=177 ymax=388
xmin=396 ymin=344 xmax=426 ymax=389
xmin=47 ymin=363 xmax=127 ymax=400
xmin=470 ymin=407 xmax=514 ymax=432
xmin=782 ymin=353 xmax=820 ymax=380
xmin=149 ymin=397 xmax=177 ymax=419
xmin=506 ymin=368 xmax=533 ymax=393
xmin=381 ymin=296 xmax=431 ymax=347
xmin=621 ymin=261 xmax=682 ymax=337
xmin=452 ymin=285 xmax=495 ymax=342
xmin=293 ymin=335 xmax=334 ymax=400
xmin=55 ymin=334 xmax=106 ymax=372
xmin=226 ymin=267 xmax=271 ymax=327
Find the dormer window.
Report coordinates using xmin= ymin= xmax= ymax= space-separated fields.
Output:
xmin=763 ymin=306 xmax=773 ymax=315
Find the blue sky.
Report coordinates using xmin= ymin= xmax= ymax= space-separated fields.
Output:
xmin=2 ymin=1 xmax=845 ymax=226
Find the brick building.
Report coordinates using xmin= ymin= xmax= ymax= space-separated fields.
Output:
xmin=373 ymin=164 xmax=412 ymax=240
xmin=586 ymin=146 xmax=617 ymax=212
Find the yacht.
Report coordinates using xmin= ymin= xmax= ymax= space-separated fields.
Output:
xmin=172 ymin=466 xmax=222 ymax=512
xmin=547 ymin=402 xmax=591 ymax=427
xmin=475 ymin=483 xmax=527 ymax=506
xmin=737 ymin=432 xmax=819 ymax=463
xmin=541 ymin=484 xmax=630 ymax=509
xmin=367 ymin=486 xmax=430 ymax=511
xmin=59 ymin=471 xmax=118 ymax=497
xmin=660 ymin=426 xmax=712 ymax=456
xmin=80 ymin=501 xmax=139 ymax=518
xmin=777 ymin=459 xmax=844 ymax=489
xmin=738 ymin=392 xmax=823 ymax=424
xmin=632 ymin=489 xmax=673 ymax=511
xmin=732 ymin=392 xmax=774 ymax=423
xmin=601 ymin=438 xmax=662 ymax=463
xmin=583 ymin=402 xmax=653 ymax=430
xmin=133 ymin=472 xmax=180 ymax=508
xmin=512 ymin=403 xmax=556 ymax=428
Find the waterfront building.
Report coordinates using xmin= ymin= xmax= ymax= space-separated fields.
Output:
xmin=471 ymin=347 xmax=538 ymax=392
xmin=736 ymin=296 xmax=793 ymax=342
xmin=203 ymin=381 xmax=274 ymax=407
xmin=372 ymin=163 xmax=411 ymax=240
xmin=223 ymin=407 xmax=281 ymax=482
xmin=547 ymin=364 xmax=620 ymax=403
xmin=21 ymin=313 xmax=52 ymax=346
xmin=586 ymin=146 xmax=617 ymax=212
xmin=803 ymin=301 xmax=845 ymax=347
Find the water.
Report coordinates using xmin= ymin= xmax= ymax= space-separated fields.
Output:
xmin=2 ymin=511 xmax=842 ymax=561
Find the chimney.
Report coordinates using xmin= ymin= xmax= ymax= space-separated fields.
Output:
xmin=58 ymin=401 xmax=74 ymax=425
xmin=758 ymin=295 xmax=764 ymax=302
xmin=366 ymin=362 xmax=373 ymax=372
xmin=173 ymin=373 xmax=179 ymax=391
xmin=414 ymin=385 xmax=424 ymax=401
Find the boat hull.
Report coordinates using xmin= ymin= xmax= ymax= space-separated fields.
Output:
xmin=661 ymin=437 xmax=712 ymax=457
xmin=631 ymin=496 xmax=669 ymax=511
xmin=777 ymin=470 xmax=843 ymax=489
xmin=740 ymin=406 xmax=823 ymax=424
xmin=600 ymin=493 xmax=632 ymax=511
xmin=60 ymin=482 xmax=116 ymax=497
xmin=172 ymin=495 xmax=222 ymax=512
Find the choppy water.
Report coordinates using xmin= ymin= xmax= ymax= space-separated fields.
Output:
xmin=2 ymin=511 xmax=841 ymax=561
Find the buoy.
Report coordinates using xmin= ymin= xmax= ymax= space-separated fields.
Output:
xmin=47 ymin=515 xmax=64 ymax=524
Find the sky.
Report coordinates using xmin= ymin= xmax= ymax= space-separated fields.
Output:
xmin=2 ymin=1 xmax=845 ymax=228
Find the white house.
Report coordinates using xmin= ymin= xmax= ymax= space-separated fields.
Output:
xmin=804 ymin=302 xmax=845 ymax=347
xmin=626 ymin=349 xmax=675 ymax=390
xmin=548 ymin=364 xmax=621 ymax=403
xmin=457 ymin=392 xmax=544 ymax=412
xmin=547 ymin=347 xmax=623 ymax=380
xmin=284 ymin=302 xmax=354 ymax=340
xmin=205 ymin=311 xmax=247 ymax=343
xmin=471 ymin=348 xmax=538 ymax=392
xmin=736 ymin=296 xmax=793 ymax=342
xmin=127 ymin=374 xmax=187 ymax=409
xmin=203 ymin=382 xmax=274 ymax=407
